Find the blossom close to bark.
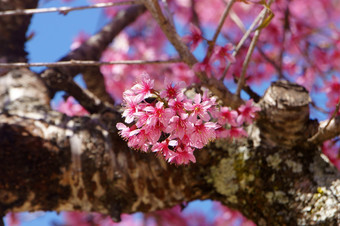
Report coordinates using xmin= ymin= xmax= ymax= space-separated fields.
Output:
xmin=117 ymin=73 xmax=259 ymax=165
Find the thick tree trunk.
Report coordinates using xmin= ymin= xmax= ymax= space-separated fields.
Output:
xmin=0 ymin=69 xmax=339 ymax=225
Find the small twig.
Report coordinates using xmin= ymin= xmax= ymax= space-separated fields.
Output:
xmin=233 ymin=75 xmax=261 ymax=102
xmin=278 ymin=6 xmax=290 ymax=79
xmin=311 ymin=101 xmax=330 ymax=114
xmin=42 ymin=69 xmax=114 ymax=114
xmin=319 ymin=101 xmax=340 ymax=131
xmin=308 ymin=100 xmax=340 ymax=143
xmin=235 ymin=24 xmax=264 ymax=97
xmin=206 ymin=0 xmax=236 ymax=57
xmin=0 ymin=59 xmax=182 ymax=68
xmin=235 ymin=1 xmax=273 ymax=97
xmin=0 ymin=0 xmax=141 ymax=16
xmin=229 ymin=10 xmax=246 ymax=33
xmin=221 ymin=7 xmax=267 ymax=80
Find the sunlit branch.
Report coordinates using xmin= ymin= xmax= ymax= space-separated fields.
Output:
xmin=220 ymin=7 xmax=267 ymax=81
xmin=0 ymin=59 xmax=182 ymax=68
xmin=0 ymin=0 xmax=141 ymax=16
xmin=308 ymin=100 xmax=340 ymax=144
xmin=235 ymin=24 xmax=265 ymax=97
xmin=206 ymin=0 xmax=236 ymax=57
xmin=229 ymin=10 xmax=246 ymax=33
xmin=61 ymin=77 xmax=115 ymax=115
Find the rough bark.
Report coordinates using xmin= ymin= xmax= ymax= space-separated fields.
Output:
xmin=0 ymin=69 xmax=339 ymax=225
xmin=0 ymin=1 xmax=339 ymax=225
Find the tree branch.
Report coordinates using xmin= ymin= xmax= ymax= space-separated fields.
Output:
xmin=221 ymin=7 xmax=267 ymax=80
xmin=143 ymin=0 xmax=243 ymax=108
xmin=0 ymin=59 xmax=181 ymax=68
xmin=308 ymin=101 xmax=340 ymax=144
xmin=40 ymin=5 xmax=146 ymax=112
xmin=0 ymin=0 xmax=141 ymax=16
xmin=82 ymin=66 xmax=115 ymax=105
xmin=235 ymin=1 xmax=273 ymax=97
xmin=1 ymin=70 xmax=340 ymax=224
xmin=235 ymin=29 xmax=262 ymax=97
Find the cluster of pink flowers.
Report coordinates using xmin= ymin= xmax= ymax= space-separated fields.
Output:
xmin=117 ymin=73 xmax=260 ymax=165
xmin=56 ymin=96 xmax=89 ymax=116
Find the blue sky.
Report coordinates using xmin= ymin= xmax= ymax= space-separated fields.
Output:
xmin=27 ymin=0 xmax=105 ymax=68
xmin=27 ymin=0 xmax=104 ymax=106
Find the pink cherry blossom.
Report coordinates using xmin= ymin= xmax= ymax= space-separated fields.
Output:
xmin=117 ymin=73 xmax=257 ymax=165
xmin=188 ymin=120 xmax=218 ymax=149
xmin=211 ymin=44 xmax=236 ymax=67
xmin=182 ymin=24 xmax=203 ymax=51
xmin=168 ymin=93 xmax=189 ymax=114
xmin=131 ymin=72 xmax=154 ymax=100
xmin=193 ymin=57 xmax=215 ymax=78
xmin=218 ymin=107 xmax=238 ymax=126
xmin=160 ymin=78 xmax=186 ymax=99
xmin=237 ymin=99 xmax=261 ymax=125
xmin=127 ymin=129 xmax=150 ymax=152
xmin=152 ymin=139 xmax=178 ymax=161
xmin=133 ymin=111 xmax=150 ymax=128
xmin=184 ymin=94 xmax=212 ymax=121
xmin=165 ymin=114 xmax=189 ymax=139
xmin=121 ymin=95 xmax=141 ymax=124
xmin=144 ymin=102 xmax=175 ymax=127
xmin=116 ymin=123 xmax=135 ymax=140
xmin=216 ymin=127 xmax=248 ymax=139
xmin=57 ymin=97 xmax=88 ymax=116
xmin=169 ymin=145 xmax=196 ymax=164
xmin=146 ymin=121 xmax=166 ymax=144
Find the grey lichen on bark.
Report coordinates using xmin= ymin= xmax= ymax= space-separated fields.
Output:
xmin=202 ymin=80 xmax=340 ymax=225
